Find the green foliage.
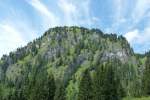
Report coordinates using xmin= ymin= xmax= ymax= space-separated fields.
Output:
xmin=0 ymin=85 xmax=2 ymax=99
xmin=54 ymin=82 xmax=66 ymax=100
xmin=78 ymin=69 xmax=93 ymax=100
xmin=27 ymin=68 xmax=56 ymax=100
xmin=93 ymin=61 xmax=124 ymax=100
xmin=143 ymin=56 xmax=150 ymax=96
xmin=0 ymin=26 xmax=149 ymax=99
xmin=123 ymin=96 xmax=150 ymax=100
xmin=66 ymin=80 xmax=78 ymax=100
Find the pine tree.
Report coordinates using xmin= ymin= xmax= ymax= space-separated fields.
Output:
xmin=29 ymin=68 xmax=56 ymax=100
xmin=54 ymin=83 xmax=66 ymax=100
xmin=93 ymin=64 xmax=106 ymax=100
xmin=103 ymin=62 xmax=121 ymax=100
xmin=47 ymin=73 xmax=56 ymax=100
xmin=78 ymin=69 xmax=93 ymax=100
xmin=0 ymin=85 xmax=2 ymax=100
xmin=143 ymin=55 xmax=150 ymax=95
xmin=93 ymin=61 xmax=123 ymax=100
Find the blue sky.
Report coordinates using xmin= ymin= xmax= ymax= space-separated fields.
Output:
xmin=0 ymin=0 xmax=150 ymax=57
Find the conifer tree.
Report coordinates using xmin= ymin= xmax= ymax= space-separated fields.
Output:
xmin=143 ymin=55 xmax=150 ymax=95
xmin=47 ymin=73 xmax=56 ymax=100
xmin=93 ymin=64 xmax=106 ymax=100
xmin=93 ymin=61 xmax=123 ymax=100
xmin=103 ymin=62 xmax=121 ymax=100
xmin=54 ymin=82 xmax=66 ymax=100
xmin=78 ymin=69 xmax=93 ymax=100
xmin=29 ymin=68 xmax=56 ymax=100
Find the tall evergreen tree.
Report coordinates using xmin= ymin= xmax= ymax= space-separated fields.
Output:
xmin=93 ymin=64 xmax=106 ymax=100
xmin=47 ymin=73 xmax=56 ymax=100
xmin=54 ymin=82 xmax=66 ymax=100
xmin=78 ymin=69 xmax=93 ymax=100
xmin=93 ymin=61 xmax=123 ymax=100
xmin=143 ymin=55 xmax=150 ymax=95
xmin=0 ymin=85 xmax=2 ymax=100
xmin=103 ymin=62 xmax=121 ymax=100
xmin=29 ymin=68 xmax=56 ymax=100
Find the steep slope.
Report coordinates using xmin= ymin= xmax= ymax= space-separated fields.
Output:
xmin=0 ymin=26 xmax=146 ymax=99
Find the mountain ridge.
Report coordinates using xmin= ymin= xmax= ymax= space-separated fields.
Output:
xmin=0 ymin=26 xmax=148 ymax=100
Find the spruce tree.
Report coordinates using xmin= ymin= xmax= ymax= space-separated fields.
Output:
xmin=78 ymin=69 xmax=93 ymax=100
xmin=143 ymin=55 xmax=150 ymax=95
xmin=93 ymin=64 xmax=106 ymax=100
xmin=29 ymin=68 xmax=56 ymax=100
xmin=93 ymin=61 xmax=123 ymax=100
xmin=54 ymin=83 xmax=66 ymax=100
xmin=103 ymin=62 xmax=121 ymax=100
xmin=47 ymin=73 xmax=56 ymax=100
xmin=0 ymin=85 xmax=2 ymax=100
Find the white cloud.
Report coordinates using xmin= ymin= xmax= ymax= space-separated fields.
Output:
xmin=108 ymin=0 xmax=127 ymax=32
xmin=58 ymin=0 xmax=94 ymax=27
xmin=114 ymin=0 xmax=123 ymax=19
xmin=0 ymin=5 xmax=39 ymax=58
xmin=58 ymin=0 xmax=77 ymax=25
xmin=125 ymin=27 xmax=150 ymax=45
xmin=0 ymin=18 xmax=38 ymax=58
xmin=29 ymin=0 xmax=53 ymax=18
xmin=109 ymin=0 xmax=150 ymax=33
xmin=27 ymin=0 xmax=60 ymax=28
xmin=0 ymin=23 xmax=26 ymax=57
xmin=124 ymin=26 xmax=150 ymax=52
xmin=124 ymin=29 xmax=139 ymax=43
xmin=91 ymin=17 xmax=99 ymax=22
xmin=131 ymin=0 xmax=150 ymax=24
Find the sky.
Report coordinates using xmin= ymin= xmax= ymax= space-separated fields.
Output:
xmin=0 ymin=0 xmax=150 ymax=57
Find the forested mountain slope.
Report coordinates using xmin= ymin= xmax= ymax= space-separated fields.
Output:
xmin=0 ymin=26 xmax=149 ymax=100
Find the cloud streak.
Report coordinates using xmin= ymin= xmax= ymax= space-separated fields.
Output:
xmin=0 ymin=23 xmax=26 ymax=57
xmin=131 ymin=0 xmax=150 ymax=25
xmin=124 ymin=26 xmax=150 ymax=53
xmin=58 ymin=0 xmax=77 ymax=25
xmin=27 ymin=0 xmax=60 ymax=29
xmin=58 ymin=0 xmax=96 ymax=27
xmin=0 ymin=6 xmax=38 ymax=58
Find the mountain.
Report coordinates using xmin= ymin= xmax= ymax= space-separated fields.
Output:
xmin=0 ymin=26 xmax=149 ymax=100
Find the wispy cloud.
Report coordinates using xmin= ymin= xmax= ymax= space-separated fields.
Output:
xmin=124 ymin=29 xmax=139 ymax=43
xmin=123 ymin=0 xmax=150 ymax=53
xmin=27 ymin=0 xmax=60 ymax=29
xmin=131 ymin=0 xmax=150 ymax=25
xmin=28 ymin=0 xmax=96 ymax=28
xmin=58 ymin=0 xmax=96 ymax=27
xmin=0 ymin=23 xmax=26 ymax=57
xmin=124 ymin=26 xmax=150 ymax=52
xmin=113 ymin=0 xmax=126 ymax=23
xmin=105 ymin=0 xmax=128 ymax=33
xmin=107 ymin=0 xmax=150 ymax=32
xmin=58 ymin=0 xmax=77 ymax=25
xmin=107 ymin=0 xmax=150 ymax=53
xmin=0 ymin=6 xmax=38 ymax=58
